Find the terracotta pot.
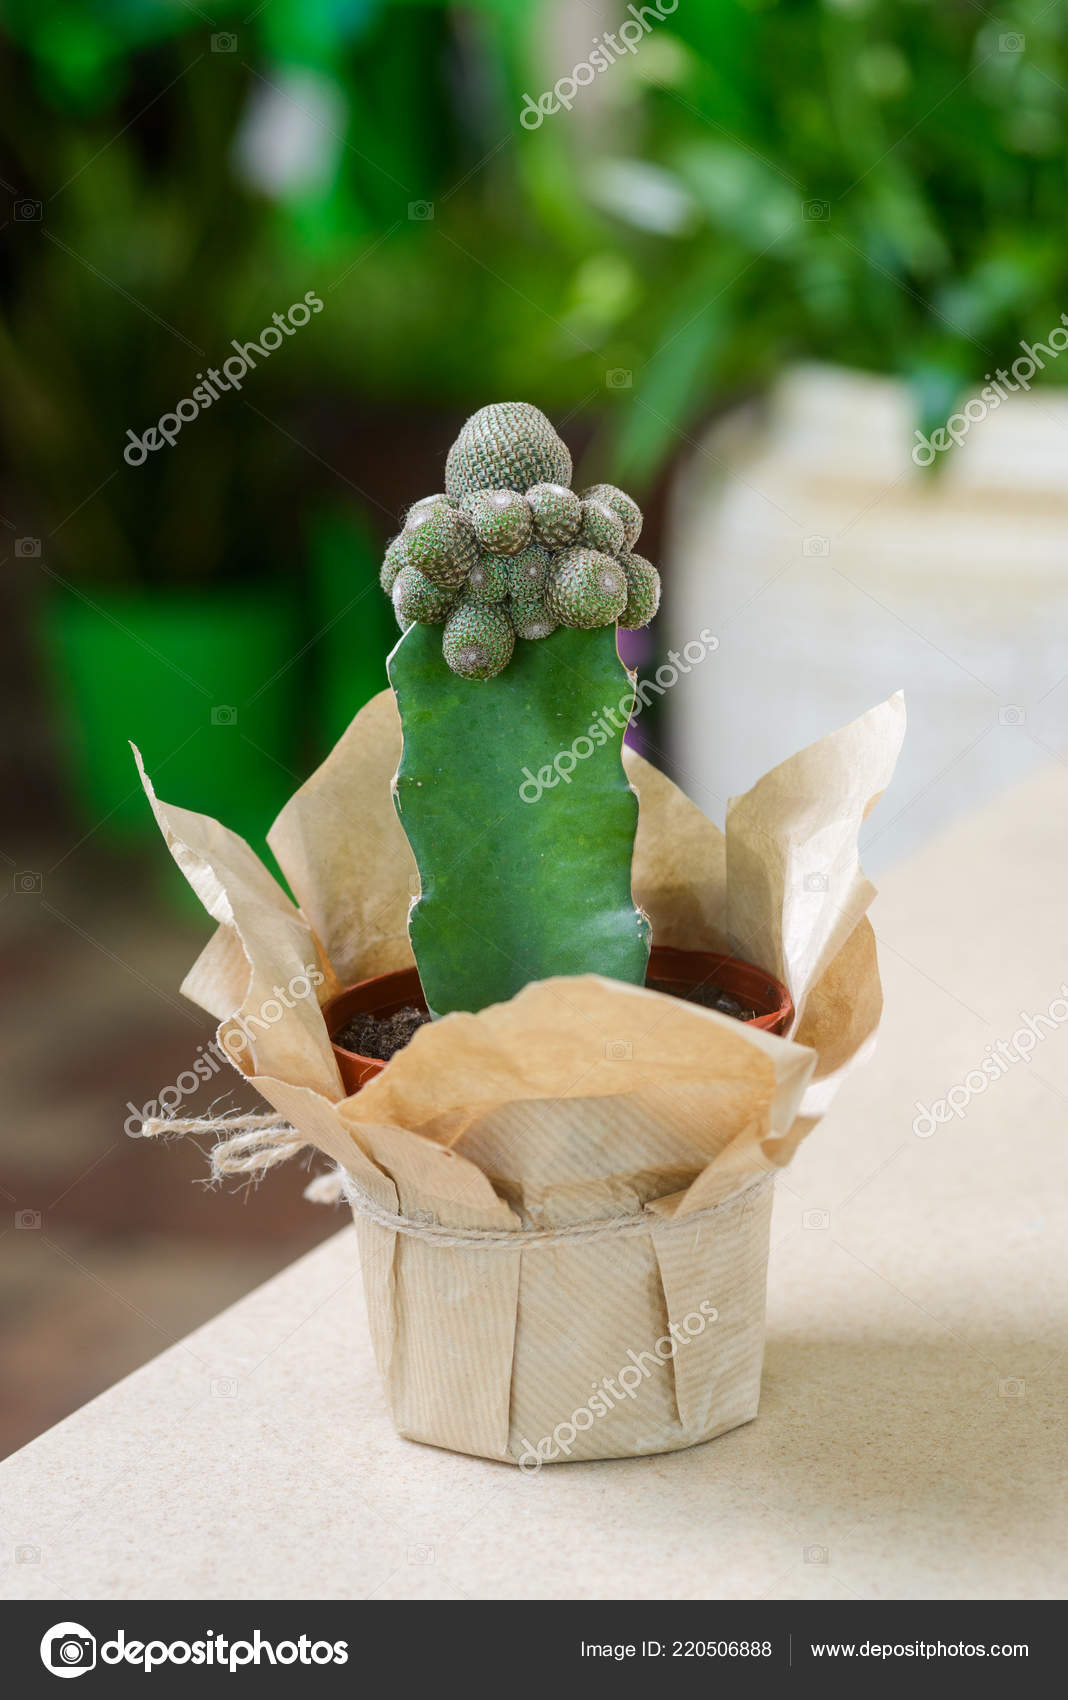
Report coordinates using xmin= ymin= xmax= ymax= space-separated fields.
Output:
xmin=324 ymin=947 xmax=793 ymax=1096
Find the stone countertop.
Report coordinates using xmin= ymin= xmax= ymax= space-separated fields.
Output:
xmin=2 ymin=764 xmax=1065 ymax=1601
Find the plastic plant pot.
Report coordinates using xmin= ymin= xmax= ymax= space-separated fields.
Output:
xmin=324 ymin=947 xmax=793 ymax=1096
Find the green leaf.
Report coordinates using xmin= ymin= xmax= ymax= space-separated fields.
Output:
xmin=389 ymin=622 xmax=650 ymax=1017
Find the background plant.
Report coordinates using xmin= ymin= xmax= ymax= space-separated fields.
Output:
xmin=2 ymin=0 xmax=1064 ymax=809
xmin=4 ymin=1 xmax=1065 ymax=587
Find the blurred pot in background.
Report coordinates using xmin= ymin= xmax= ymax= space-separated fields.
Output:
xmin=666 ymin=365 xmax=1068 ymax=870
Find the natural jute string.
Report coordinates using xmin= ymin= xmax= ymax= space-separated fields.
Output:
xmin=139 ymin=1112 xmax=773 ymax=1249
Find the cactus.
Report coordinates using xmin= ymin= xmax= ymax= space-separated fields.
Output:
xmin=619 ymin=552 xmax=661 ymax=629
xmin=545 ymin=546 xmax=628 ymax=629
xmin=445 ymin=400 xmax=572 ymax=501
xmin=381 ymin=401 xmax=660 ymax=1015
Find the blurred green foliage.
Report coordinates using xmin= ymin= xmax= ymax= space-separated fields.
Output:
xmin=1 ymin=0 xmax=1066 ymax=583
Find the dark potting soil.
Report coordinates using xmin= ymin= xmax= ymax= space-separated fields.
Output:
xmin=333 ymin=1005 xmax=431 ymax=1062
xmin=333 ymin=981 xmax=755 ymax=1062
xmin=647 ymin=978 xmax=756 ymax=1023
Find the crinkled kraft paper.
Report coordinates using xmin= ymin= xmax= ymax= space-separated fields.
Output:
xmin=136 ymin=687 xmax=904 ymax=1464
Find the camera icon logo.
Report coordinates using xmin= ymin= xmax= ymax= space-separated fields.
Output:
xmin=408 ymin=1544 xmax=435 ymax=1563
xmin=16 ymin=1209 xmax=42 ymax=1230
xmin=803 ymin=1209 xmax=829 ymax=1231
xmin=211 ymin=1376 xmax=238 ymax=1398
xmin=605 ymin=368 xmax=632 ymax=390
xmin=998 ymin=1377 xmax=1025 ymax=1398
xmin=211 ymin=32 xmax=237 ymax=52
xmin=803 ymin=1545 xmax=829 ymax=1564
xmin=803 ymin=199 xmax=830 ymax=221
xmin=14 ymin=870 xmax=43 ymax=894
xmin=15 ymin=1543 xmax=41 ymax=1563
xmin=604 ymin=1039 xmax=633 ymax=1060
xmin=998 ymin=704 xmax=1026 ymax=726
xmin=15 ymin=537 xmax=41 ymax=558
xmin=999 ymin=33 xmax=1025 ymax=53
xmin=802 ymin=535 xmax=829 ymax=557
xmin=803 ymin=872 xmax=828 ymax=893
xmin=211 ymin=705 xmax=237 ymax=726
xmin=14 ymin=198 xmax=43 ymax=222
xmin=40 ymin=1622 xmax=96 ymax=1678
xmin=408 ymin=200 xmax=434 ymax=221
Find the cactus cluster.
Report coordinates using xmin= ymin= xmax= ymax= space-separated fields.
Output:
xmin=380 ymin=402 xmax=661 ymax=679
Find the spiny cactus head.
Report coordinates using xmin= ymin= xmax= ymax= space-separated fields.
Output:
xmin=392 ymin=565 xmax=457 ymax=627
xmin=526 ymin=482 xmax=582 ymax=548
xmin=406 ymin=492 xmax=447 ymax=523
xmin=380 ymin=533 xmax=410 ymax=595
xmin=442 ymin=602 xmax=516 ymax=680
xmin=445 ymin=402 xmax=572 ymax=502
xmin=403 ymin=499 xmax=475 ymax=588
xmin=466 ymin=551 xmax=510 ymax=605
xmin=618 ymin=552 xmax=661 ymax=630
xmin=578 ymin=497 xmax=626 ymax=557
xmin=546 ymin=547 xmax=628 ymax=630
xmin=582 ymin=483 xmax=643 ymax=552
xmin=506 ymin=542 xmax=551 ymax=598
xmin=466 ymin=488 xmax=534 ymax=556
xmin=510 ymin=583 xmax=558 ymax=641
xmin=384 ymin=405 xmax=658 ymax=676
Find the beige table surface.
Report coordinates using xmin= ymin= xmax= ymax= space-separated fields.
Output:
xmin=2 ymin=765 xmax=1065 ymax=1602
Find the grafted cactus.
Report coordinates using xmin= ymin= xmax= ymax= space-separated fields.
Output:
xmin=383 ymin=402 xmax=660 ymax=1016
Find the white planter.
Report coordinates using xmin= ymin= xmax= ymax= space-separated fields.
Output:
xmin=666 ymin=364 xmax=1068 ymax=869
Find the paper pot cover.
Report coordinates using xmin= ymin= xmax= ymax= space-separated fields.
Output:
xmin=136 ymin=686 xmax=904 ymax=1464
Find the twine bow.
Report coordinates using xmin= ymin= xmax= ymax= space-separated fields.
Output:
xmin=138 ymin=1111 xmax=773 ymax=1244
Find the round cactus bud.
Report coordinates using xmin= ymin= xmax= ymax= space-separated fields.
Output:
xmin=618 ymin=552 xmax=661 ymax=630
xmin=380 ymin=533 xmax=410 ymax=595
xmin=546 ymin=547 xmax=628 ymax=629
xmin=406 ymin=492 xmax=447 ymax=522
xmin=526 ymin=482 xmax=582 ymax=548
xmin=466 ymin=551 xmax=510 ymax=605
xmin=392 ymin=565 xmax=457 ymax=626
xmin=442 ymin=603 xmax=515 ymax=680
xmin=578 ymin=497 xmax=625 ymax=557
xmin=506 ymin=543 xmax=551 ymax=599
xmin=467 ymin=488 xmax=533 ymax=556
xmin=445 ymin=401 xmax=572 ymax=501
xmin=582 ymin=483 xmax=643 ymax=551
xmin=404 ymin=499 xmax=475 ymax=588
xmin=510 ymin=585 xmax=558 ymax=641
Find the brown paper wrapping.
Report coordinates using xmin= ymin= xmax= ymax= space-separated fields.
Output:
xmin=136 ymin=687 xmax=904 ymax=1465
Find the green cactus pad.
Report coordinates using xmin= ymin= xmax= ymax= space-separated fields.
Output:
xmin=380 ymin=533 xmax=410 ymax=595
xmin=546 ymin=547 xmax=628 ymax=629
xmin=392 ymin=565 xmax=457 ymax=626
xmin=527 ymin=482 xmax=582 ymax=548
xmin=404 ymin=499 xmax=475 ymax=588
xmin=466 ymin=552 xmax=510 ymax=604
xmin=578 ymin=498 xmax=626 ymax=556
xmin=389 ymin=621 xmax=650 ymax=1015
xmin=582 ymin=483 xmax=643 ymax=551
xmin=618 ymin=552 xmax=661 ymax=630
xmin=445 ymin=402 xmax=572 ymax=501
xmin=467 ymin=488 xmax=533 ymax=556
xmin=442 ymin=602 xmax=515 ymax=679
